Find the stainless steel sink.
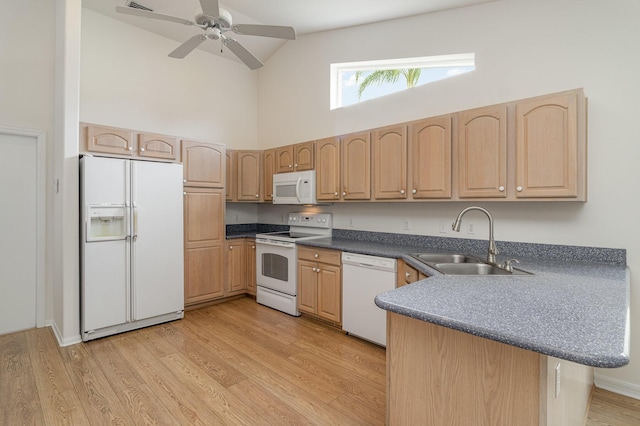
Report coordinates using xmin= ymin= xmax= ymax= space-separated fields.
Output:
xmin=410 ymin=253 xmax=482 ymax=264
xmin=408 ymin=252 xmax=533 ymax=276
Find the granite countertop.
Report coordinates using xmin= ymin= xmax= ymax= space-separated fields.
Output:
xmin=297 ymin=237 xmax=630 ymax=368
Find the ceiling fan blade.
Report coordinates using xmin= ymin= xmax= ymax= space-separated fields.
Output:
xmin=116 ymin=6 xmax=195 ymax=26
xmin=168 ymin=35 xmax=207 ymax=59
xmin=232 ymin=24 xmax=296 ymax=40
xmin=223 ymin=38 xmax=263 ymax=70
xmin=199 ymin=0 xmax=220 ymax=17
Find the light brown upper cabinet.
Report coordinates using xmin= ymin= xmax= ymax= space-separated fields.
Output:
xmin=515 ymin=90 xmax=584 ymax=199
xmin=342 ymin=131 xmax=371 ymax=200
xmin=236 ymin=150 xmax=262 ymax=201
xmin=457 ymin=105 xmax=508 ymax=198
xmin=262 ymin=148 xmax=275 ymax=202
xmin=408 ymin=115 xmax=452 ymax=199
xmin=181 ymin=140 xmax=225 ymax=188
xmin=372 ymin=124 xmax=408 ymax=200
xmin=275 ymin=141 xmax=315 ymax=173
xmin=225 ymin=150 xmax=236 ymax=201
xmin=315 ymin=137 xmax=342 ymax=201
xmin=138 ymin=133 xmax=178 ymax=160
xmin=85 ymin=124 xmax=135 ymax=156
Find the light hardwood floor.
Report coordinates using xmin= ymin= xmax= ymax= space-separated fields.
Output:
xmin=1 ymin=296 xmax=638 ymax=425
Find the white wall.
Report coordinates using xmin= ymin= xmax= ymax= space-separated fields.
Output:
xmin=257 ymin=0 xmax=640 ymax=395
xmin=80 ymin=8 xmax=259 ymax=147
xmin=0 ymin=1 xmax=56 ymax=326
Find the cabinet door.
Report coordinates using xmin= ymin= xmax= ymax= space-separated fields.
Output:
xmin=409 ymin=115 xmax=452 ymax=199
xmin=317 ymin=264 xmax=341 ymax=324
xmin=182 ymin=140 xmax=225 ymax=188
xmin=246 ymin=239 xmax=256 ymax=296
xmin=515 ymin=91 xmax=579 ymax=198
xmin=236 ymin=151 xmax=262 ymax=201
xmin=262 ymin=149 xmax=275 ymax=202
xmin=315 ymin=137 xmax=341 ymax=201
xmin=138 ymin=133 xmax=178 ymax=160
xmin=226 ymin=240 xmax=247 ymax=295
xmin=457 ymin=105 xmax=507 ymax=198
xmin=184 ymin=188 xmax=225 ymax=305
xmin=225 ymin=150 xmax=236 ymax=201
xmin=342 ymin=132 xmax=371 ymax=200
xmin=86 ymin=125 xmax=134 ymax=156
xmin=373 ymin=125 xmax=407 ymax=200
xmin=297 ymin=260 xmax=318 ymax=315
xmin=275 ymin=146 xmax=294 ymax=173
xmin=294 ymin=141 xmax=315 ymax=171
xmin=185 ymin=245 xmax=224 ymax=304
xmin=184 ymin=188 xmax=224 ymax=246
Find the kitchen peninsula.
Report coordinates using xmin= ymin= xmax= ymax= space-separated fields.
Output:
xmin=296 ymin=232 xmax=629 ymax=425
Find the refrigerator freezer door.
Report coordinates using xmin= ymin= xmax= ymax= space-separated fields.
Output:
xmin=130 ymin=161 xmax=184 ymax=320
xmin=82 ymin=234 xmax=129 ymax=331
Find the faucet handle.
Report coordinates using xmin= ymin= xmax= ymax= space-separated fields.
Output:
xmin=502 ymin=259 xmax=520 ymax=272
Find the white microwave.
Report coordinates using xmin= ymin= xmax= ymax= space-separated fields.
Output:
xmin=272 ymin=170 xmax=317 ymax=205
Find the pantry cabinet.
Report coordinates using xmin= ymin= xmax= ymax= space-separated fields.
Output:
xmin=297 ymin=246 xmax=342 ymax=324
xmin=342 ymin=132 xmax=371 ymax=200
xmin=183 ymin=188 xmax=225 ymax=305
xmin=515 ymin=91 xmax=582 ymax=198
xmin=181 ymin=140 xmax=225 ymax=188
xmin=408 ymin=115 xmax=452 ymax=199
xmin=457 ymin=105 xmax=508 ymax=198
xmin=372 ymin=125 xmax=408 ymax=200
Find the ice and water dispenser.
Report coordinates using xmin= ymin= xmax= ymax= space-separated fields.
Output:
xmin=86 ymin=205 xmax=127 ymax=241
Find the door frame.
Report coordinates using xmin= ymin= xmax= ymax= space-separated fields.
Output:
xmin=0 ymin=125 xmax=46 ymax=328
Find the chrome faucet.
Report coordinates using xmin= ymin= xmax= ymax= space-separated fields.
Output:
xmin=452 ymin=206 xmax=498 ymax=265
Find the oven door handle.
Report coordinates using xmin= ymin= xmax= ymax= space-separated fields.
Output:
xmin=256 ymin=239 xmax=296 ymax=249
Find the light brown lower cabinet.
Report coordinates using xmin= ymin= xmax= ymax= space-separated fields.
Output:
xmin=224 ymin=238 xmax=257 ymax=297
xmin=387 ymin=313 xmax=593 ymax=425
xmin=297 ymin=246 xmax=342 ymax=324
xmin=397 ymin=259 xmax=428 ymax=287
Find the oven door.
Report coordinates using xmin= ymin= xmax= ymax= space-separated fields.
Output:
xmin=256 ymin=239 xmax=297 ymax=295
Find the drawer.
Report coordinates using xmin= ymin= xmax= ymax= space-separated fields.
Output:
xmin=298 ymin=246 xmax=341 ymax=266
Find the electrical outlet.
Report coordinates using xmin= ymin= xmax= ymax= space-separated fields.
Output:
xmin=403 ymin=219 xmax=411 ymax=230
xmin=234 ymin=214 xmax=239 ymax=222
xmin=439 ymin=221 xmax=447 ymax=234
xmin=467 ymin=223 xmax=475 ymax=235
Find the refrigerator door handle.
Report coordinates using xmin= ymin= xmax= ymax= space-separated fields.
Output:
xmin=130 ymin=234 xmax=136 ymax=321
xmin=125 ymin=234 xmax=132 ymax=323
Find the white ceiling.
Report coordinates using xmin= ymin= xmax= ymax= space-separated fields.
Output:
xmin=83 ymin=0 xmax=496 ymax=67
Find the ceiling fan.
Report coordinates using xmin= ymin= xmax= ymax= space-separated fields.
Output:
xmin=116 ymin=0 xmax=296 ymax=70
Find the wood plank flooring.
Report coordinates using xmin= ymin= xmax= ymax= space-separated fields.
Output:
xmin=1 ymin=296 xmax=639 ymax=425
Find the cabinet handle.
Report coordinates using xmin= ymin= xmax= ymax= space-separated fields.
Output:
xmin=314 ymin=253 xmax=319 ymax=259
xmin=229 ymin=246 xmax=233 ymax=250
xmin=400 ymin=189 xmax=405 ymax=194
xmin=316 ymin=268 xmax=320 ymax=273
xmin=334 ymin=191 xmax=338 ymax=196
xmin=140 ymin=148 xmax=145 ymax=152
xmin=405 ymin=272 xmax=411 ymax=278
xmin=289 ymin=164 xmax=293 ymax=168
xmin=294 ymin=163 xmax=298 ymax=167
xmin=499 ymin=186 xmax=505 ymax=192
xmin=412 ymin=189 xmax=417 ymax=194
xmin=255 ymin=194 xmax=259 ymax=198
xmin=183 ymin=192 xmax=186 ymax=195
xmin=251 ymin=245 xmax=255 ymax=249
xmin=342 ymin=191 xmax=347 ymax=196
xmin=183 ymin=179 xmax=187 ymax=183
xmin=517 ymin=186 xmax=523 ymax=192
xmin=128 ymin=147 xmax=133 ymax=151
xmin=312 ymin=267 xmax=317 ymax=272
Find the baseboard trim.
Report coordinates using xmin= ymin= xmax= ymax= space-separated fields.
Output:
xmin=595 ymin=373 xmax=640 ymax=400
xmin=47 ymin=321 xmax=82 ymax=347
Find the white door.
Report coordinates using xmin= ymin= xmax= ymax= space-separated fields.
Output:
xmin=131 ymin=161 xmax=184 ymax=320
xmin=0 ymin=133 xmax=37 ymax=334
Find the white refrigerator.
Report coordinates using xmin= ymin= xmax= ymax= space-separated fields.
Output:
xmin=80 ymin=156 xmax=184 ymax=341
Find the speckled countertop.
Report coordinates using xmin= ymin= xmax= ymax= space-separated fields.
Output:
xmin=297 ymin=235 xmax=630 ymax=368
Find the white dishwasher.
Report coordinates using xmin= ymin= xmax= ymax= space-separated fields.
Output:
xmin=342 ymin=252 xmax=397 ymax=347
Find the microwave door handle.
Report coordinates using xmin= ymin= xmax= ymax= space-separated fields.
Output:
xmin=295 ymin=177 xmax=303 ymax=203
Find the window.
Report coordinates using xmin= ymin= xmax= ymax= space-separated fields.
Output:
xmin=330 ymin=53 xmax=475 ymax=109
